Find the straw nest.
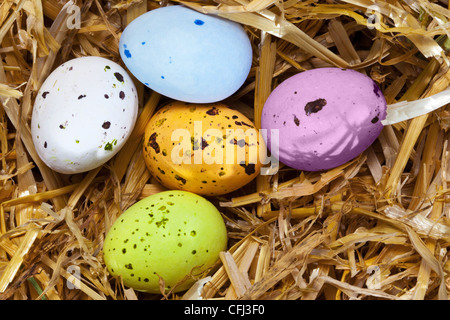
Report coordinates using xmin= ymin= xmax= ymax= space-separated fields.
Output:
xmin=1 ymin=0 xmax=450 ymax=300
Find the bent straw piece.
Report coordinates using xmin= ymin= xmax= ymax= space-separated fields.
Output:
xmin=181 ymin=0 xmax=350 ymax=68
xmin=254 ymin=32 xmax=276 ymax=217
xmin=384 ymin=58 xmax=441 ymax=199
xmin=111 ymin=91 xmax=161 ymax=182
xmin=223 ymin=241 xmax=259 ymax=299
xmin=407 ymin=121 xmax=442 ymax=211
xmin=341 ymin=0 xmax=448 ymax=64
xmin=406 ymin=226 xmax=448 ymax=300
xmin=241 ymin=232 xmax=323 ymax=299
xmin=412 ymin=200 xmax=443 ymax=299
xmin=0 ymin=225 xmax=40 ymax=293
xmin=41 ymin=256 xmax=106 ymax=300
xmin=383 ymin=89 xmax=450 ymax=126
xmin=201 ymin=237 xmax=256 ymax=299
xmin=220 ymin=251 xmax=252 ymax=298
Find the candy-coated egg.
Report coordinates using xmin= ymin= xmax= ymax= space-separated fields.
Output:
xmin=119 ymin=5 xmax=252 ymax=103
xmin=103 ymin=190 xmax=228 ymax=293
xmin=143 ymin=101 xmax=265 ymax=196
xmin=261 ymin=68 xmax=387 ymax=171
xmin=31 ymin=56 xmax=138 ymax=174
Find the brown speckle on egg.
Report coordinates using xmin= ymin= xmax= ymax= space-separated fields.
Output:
xmin=125 ymin=263 xmax=133 ymax=270
xmin=293 ymin=115 xmax=300 ymax=126
xmin=102 ymin=121 xmax=111 ymax=129
xmin=239 ymin=121 xmax=253 ymax=127
xmin=373 ymin=82 xmax=381 ymax=97
xmin=206 ymin=107 xmax=219 ymax=115
xmin=143 ymin=102 xmax=263 ymax=196
xmin=305 ymin=98 xmax=327 ymax=116
xmin=114 ymin=72 xmax=124 ymax=82
xmin=201 ymin=138 xmax=209 ymax=150
xmin=174 ymin=174 xmax=187 ymax=184
xmin=42 ymin=91 xmax=50 ymax=99
xmin=240 ymin=163 xmax=256 ymax=175
xmin=148 ymin=132 xmax=160 ymax=153
xmin=119 ymin=91 xmax=125 ymax=100
xmin=78 ymin=94 xmax=86 ymax=100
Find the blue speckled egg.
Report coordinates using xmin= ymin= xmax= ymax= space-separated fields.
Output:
xmin=119 ymin=5 xmax=253 ymax=103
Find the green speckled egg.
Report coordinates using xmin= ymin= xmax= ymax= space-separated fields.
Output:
xmin=143 ymin=101 xmax=265 ymax=196
xmin=103 ymin=190 xmax=227 ymax=293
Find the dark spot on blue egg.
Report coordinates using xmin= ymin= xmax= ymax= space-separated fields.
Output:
xmin=161 ymin=75 xmax=165 ymax=79
xmin=144 ymin=82 xmax=149 ymax=86
xmin=194 ymin=19 xmax=204 ymax=25
xmin=124 ymin=49 xmax=132 ymax=58
xmin=141 ymin=41 xmax=146 ymax=45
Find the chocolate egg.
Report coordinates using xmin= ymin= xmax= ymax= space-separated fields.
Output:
xmin=261 ymin=68 xmax=387 ymax=171
xmin=31 ymin=56 xmax=138 ymax=174
xmin=103 ymin=190 xmax=227 ymax=293
xmin=119 ymin=5 xmax=252 ymax=103
xmin=143 ymin=102 xmax=265 ymax=195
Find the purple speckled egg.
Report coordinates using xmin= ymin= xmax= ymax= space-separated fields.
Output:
xmin=261 ymin=68 xmax=387 ymax=172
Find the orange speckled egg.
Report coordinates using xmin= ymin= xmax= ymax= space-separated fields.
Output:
xmin=143 ymin=101 xmax=265 ymax=195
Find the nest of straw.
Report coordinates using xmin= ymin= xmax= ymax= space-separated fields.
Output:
xmin=1 ymin=0 xmax=450 ymax=300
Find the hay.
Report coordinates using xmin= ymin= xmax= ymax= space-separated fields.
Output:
xmin=0 ymin=0 xmax=449 ymax=300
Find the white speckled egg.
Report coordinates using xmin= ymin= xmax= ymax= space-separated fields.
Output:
xmin=31 ymin=56 xmax=139 ymax=174
xmin=119 ymin=5 xmax=252 ymax=103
